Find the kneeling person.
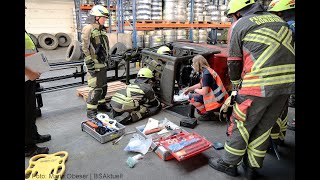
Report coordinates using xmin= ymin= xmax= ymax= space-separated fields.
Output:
xmin=110 ymin=68 xmax=161 ymax=124
xmin=184 ymin=55 xmax=228 ymax=121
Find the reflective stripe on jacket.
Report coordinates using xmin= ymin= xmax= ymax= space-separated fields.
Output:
xmin=228 ymin=12 xmax=295 ymax=97
xmin=201 ymin=67 xmax=228 ymax=111
xmin=110 ymin=84 xmax=145 ymax=112
xmin=81 ymin=24 xmax=109 ymax=67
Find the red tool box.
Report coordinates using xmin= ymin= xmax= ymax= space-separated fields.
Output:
xmin=159 ymin=132 xmax=213 ymax=161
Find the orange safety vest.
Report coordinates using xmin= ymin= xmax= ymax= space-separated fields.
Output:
xmin=201 ymin=67 xmax=228 ymax=111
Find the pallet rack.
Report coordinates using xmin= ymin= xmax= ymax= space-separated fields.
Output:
xmin=75 ymin=0 xmax=231 ymax=46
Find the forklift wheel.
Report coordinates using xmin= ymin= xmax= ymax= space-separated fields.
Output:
xmin=36 ymin=107 xmax=42 ymax=118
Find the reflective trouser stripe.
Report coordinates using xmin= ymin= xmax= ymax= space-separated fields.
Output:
xmin=94 ymin=63 xmax=106 ymax=69
xmin=234 ymin=103 xmax=246 ymax=121
xmin=236 ymin=120 xmax=249 ymax=145
xmin=87 ymin=104 xmax=98 ymax=109
xmin=98 ymin=99 xmax=106 ymax=104
xmin=271 ymin=118 xmax=281 ymax=139
xmin=224 ymin=143 xmax=246 ymax=156
xmin=279 ymin=115 xmax=288 ymax=140
xmin=247 ymin=128 xmax=271 ymax=168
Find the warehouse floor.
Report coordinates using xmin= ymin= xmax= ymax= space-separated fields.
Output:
xmin=25 ymin=47 xmax=295 ymax=180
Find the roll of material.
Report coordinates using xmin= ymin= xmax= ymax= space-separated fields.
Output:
xmin=163 ymin=15 xmax=177 ymax=21
xmin=176 ymin=29 xmax=187 ymax=36
xmin=150 ymin=35 xmax=164 ymax=43
xmin=195 ymin=15 xmax=203 ymax=21
xmin=137 ymin=42 xmax=144 ymax=48
xmin=177 ymin=8 xmax=186 ymax=14
xmin=199 ymin=29 xmax=208 ymax=35
xmin=151 ymin=16 xmax=162 ymax=20
xmin=164 ymin=0 xmax=177 ymax=2
xmin=210 ymin=10 xmax=220 ymax=16
xmin=218 ymin=5 xmax=228 ymax=11
xmin=211 ymin=16 xmax=221 ymax=22
xmin=137 ymin=9 xmax=152 ymax=14
xmin=150 ymin=42 xmax=163 ymax=47
xmin=164 ymin=36 xmax=176 ymax=43
xmin=144 ymin=35 xmax=150 ymax=42
xmin=164 ymin=2 xmax=176 ymax=8
xmin=137 ymin=15 xmax=151 ymax=20
xmin=147 ymin=30 xmax=163 ymax=36
xmin=194 ymin=7 xmax=204 ymax=13
xmin=137 ymin=0 xmax=151 ymax=3
xmin=144 ymin=42 xmax=150 ymax=48
xmin=137 ymin=4 xmax=151 ymax=10
xmin=206 ymin=5 xmax=218 ymax=11
xmin=136 ymin=31 xmax=145 ymax=36
xmin=192 ymin=29 xmax=199 ymax=35
xmin=176 ymin=35 xmax=188 ymax=40
xmin=151 ymin=6 xmax=162 ymax=12
xmin=151 ymin=12 xmax=162 ymax=16
xmin=220 ymin=16 xmax=230 ymax=23
xmin=155 ymin=30 xmax=164 ymax=35
xmin=220 ymin=11 xmax=226 ymax=16
xmin=204 ymin=16 xmax=211 ymax=21
xmin=151 ymin=2 xmax=162 ymax=6
xmin=163 ymin=29 xmax=176 ymax=36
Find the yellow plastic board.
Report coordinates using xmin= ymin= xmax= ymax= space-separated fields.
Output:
xmin=25 ymin=151 xmax=68 ymax=180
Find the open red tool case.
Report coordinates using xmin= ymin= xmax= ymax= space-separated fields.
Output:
xmin=159 ymin=132 xmax=213 ymax=161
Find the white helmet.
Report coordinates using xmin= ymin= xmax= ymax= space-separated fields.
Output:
xmin=89 ymin=5 xmax=109 ymax=17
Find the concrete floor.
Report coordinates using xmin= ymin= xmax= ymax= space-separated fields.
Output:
xmin=25 ymin=47 xmax=295 ymax=180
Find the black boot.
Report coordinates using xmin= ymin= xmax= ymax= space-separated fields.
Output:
xmin=97 ymin=103 xmax=111 ymax=112
xmin=114 ymin=112 xmax=131 ymax=124
xmin=188 ymin=105 xmax=195 ymax=118
xmin=197 ymin=111 xmax=218 ymax=121
xmin=33 ymin=134 xmax=51 ymax=144
xmin=25 ymin=145 xmax=49 ymax=157
xmin=208 ymin=158 xmax=239 ymax=177
xmin=87 ymin=109 xmax=98 ymax=119
xmin=242 ymin=161 xmax=260 ymax=180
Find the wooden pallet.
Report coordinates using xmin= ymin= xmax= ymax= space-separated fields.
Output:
xmin=76 ymin=81 xmax=127 ymax=102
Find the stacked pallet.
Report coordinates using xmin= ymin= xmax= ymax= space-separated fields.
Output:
xmin=76 ymin=81 xmax=127 ymax=102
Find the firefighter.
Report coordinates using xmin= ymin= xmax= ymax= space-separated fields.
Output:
xmin=208 ymin=0 xmax=295 ymax=179
xmin=81 ymin=5 xmax=111 ymax=119
xmin=110 ymin=68 xmax=162 ymax=124
xmin=25 ymin=6 xmax=50 ymax=157
xmin=157 ymin=45 xmax=171 ymax=55
xmin=183 ymin=55 xmax=228 ymax=121
xmin=268 ymin=0 xmax=295 ymax=137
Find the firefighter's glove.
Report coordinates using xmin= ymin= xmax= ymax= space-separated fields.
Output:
xmin=230 ymin=90 xmax=237 ymax=105
xmin=85 ymin=57 xmax=96 ymax=75
xmin=219 ymin=96 xmax=232 ymax=122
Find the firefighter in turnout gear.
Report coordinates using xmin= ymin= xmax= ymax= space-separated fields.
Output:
xmin=183 ymin=55 xmax=228 ymax=121
xmin=110 ymin=68 xmax=162 ymax=124
xmin=82 ymin=5 xmax=110 ymax=119
xmin=208 ymin=0 xmax=295 ymax=179
xmin=268 ymin=0 xmax=295 ymax=137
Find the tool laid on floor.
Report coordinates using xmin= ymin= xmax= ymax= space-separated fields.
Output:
xmin=112 ymin=130 xmax=136 ymax=145
xmin=25 ymin=151 xmax=68 ymax=180
xmin=180 ymin=117 xmax=197 ymax=129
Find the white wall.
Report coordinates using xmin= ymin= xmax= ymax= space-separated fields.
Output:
xmin=25 ymin=0 xmax=76 ymax=40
